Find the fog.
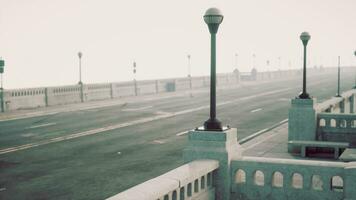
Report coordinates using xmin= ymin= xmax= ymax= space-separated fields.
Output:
xmin=1 ymin=0 xmax=356 ymax=89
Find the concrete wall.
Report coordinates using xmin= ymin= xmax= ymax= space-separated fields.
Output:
xmin=47 ymin=85 xmax=82 ymax=106
xmin=5 ymin=87 xmax=47 ymax=110
xmin=1 ymin=68 xmax=332 ymax=111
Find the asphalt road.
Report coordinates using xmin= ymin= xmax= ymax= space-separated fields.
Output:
xmin=0 ymin=69 xmax=355 ymax=200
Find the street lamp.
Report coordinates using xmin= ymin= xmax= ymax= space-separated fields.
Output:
xmin=299 ymin=32 xmax=311 ymax=99
xmin=77 ymin=52 xmax=84 ymax=102
xmin=78 ymin=52 xmax=83 ymax=85
xmin=353 ymin=50 xmax=356 ymax=89
xmin=235 ymin=53 xmax=238 ymax=68
xmin=252 ymin=54 xmax=256 ymax=69
xmin=187 ymin=54 xmax=192 ymax=89
xmin=133 ymin=61 xmax=137 ymax=96
xmin=203 ymin=7 xmax=224 ymax=131
xmin=0 ymin=58 xmax=4 ymax=112
xmin=336 ymin=56 xmax=341 ymax=97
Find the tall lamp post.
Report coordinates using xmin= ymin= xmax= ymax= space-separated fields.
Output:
xmin=299 ymin=32 xmax=311 ymax=99
xmin=252 ymin=54 xmax=256 ymax=69
xmin=0 ymin=58 xmax=4 ymax=112
xmin=353 ymin=50 xmax=356 ymax=89
xmin=336 ymin=56 xmax=341 ymax=97
xmin=203 ymin=7 xmax=224 ymax=131
xmin=187 ymin=54 xmax=192 ymax=90
xmin=235 ymin=53 xmax=238 ymax=68
xmin=78 ymin=52 xmax=83 ymax=84
xmin=133 ymin=61 xmax=137 ymax=96
xmin=77 ymin=52 xmax=84 ymax=102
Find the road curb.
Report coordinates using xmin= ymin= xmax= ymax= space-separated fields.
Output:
xmin=239 ymin=118 xmax=288 ymax=144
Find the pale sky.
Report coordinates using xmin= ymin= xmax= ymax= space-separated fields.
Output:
xmin=1 ymin=0 xmax=356 ymax=89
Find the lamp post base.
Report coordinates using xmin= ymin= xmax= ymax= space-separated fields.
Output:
xmin=298 ymin=92 xmax=310 ymax=99
xmin=203 ymin=118 xmax=223 ymax=131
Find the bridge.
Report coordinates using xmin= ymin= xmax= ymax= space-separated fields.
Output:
xmin=106 ymin=84 xmax=356 ymax=200
xmin=0 ymin=66 xmax=355 ymax=199
xmin=1 ymin=6 xmax=356 ymax=200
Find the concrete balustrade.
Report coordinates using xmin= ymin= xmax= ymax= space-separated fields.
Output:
xmin=317 ymin=113 xmax=356 ymax=144
xmin=107 ymin=160 xmax=218 ymax=200
xmin=2 ymin=69 xmax=308 ymax=112
xmin=317 ymin=90 xmax=356 ymax=113
xmin=47 ymin=85 xmax=82 ymax=105
xmin=231 ymin=157 xmax=353 ymax=200
xmin=6 ymin=87 xmax=47 ymax=110
xmin=108 ymin=82 xmax=356 ymax=200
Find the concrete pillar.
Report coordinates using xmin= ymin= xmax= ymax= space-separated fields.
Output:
xmin=350 ymin=96 xmax=354 ymax=113
xmin=155 ymin=80 xmax=159 ymax=93
xmin=44 ymin=88 xmax=49 ymax=107
xmin=340 ymin=100 xmax=345 ymax=113
xmin=0 ymin=88 xmax=4 ymax=112
xmin=344 ymin=162 xmax=356 ymax=200
xmin=80 ymin=84 xmax=84 ymax=103
xmin=183 ymin=128 xmax=242 ymax=200
xmin=288 ymin=98 xmax=317 ymax=153
xmin=110 ymin=83 xmax=114 ymax=99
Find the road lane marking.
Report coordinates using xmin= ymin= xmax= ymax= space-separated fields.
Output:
xmin=152 ymin=140 xmax=165 ymax=144
xmin=0 ymin=87 xmax=291 ymax=155
xmin=21 ymin=133 xmax=37 ymax=137
xmin=243 ymin=129 xmax=285 ymax=150
xmin=122 ymin=106 xmax=153 ymax=112
xmin=250 ymin=108 xmax=262 ymax=113
xmin=28 ymin=123 xmax=56 ymax=129
xmin=176 ymin=129 xmax=194 ymax=136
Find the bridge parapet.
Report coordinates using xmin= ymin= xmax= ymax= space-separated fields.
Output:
xmin=107 ymin=160 xmax=218 ymax=200
xmin=317 ymin=113 xmax=356 ymax=144
xmin=231 ymin=156 xmax=354 ymax=200
xmin=317 ymin=89 xmax=356 ymax=113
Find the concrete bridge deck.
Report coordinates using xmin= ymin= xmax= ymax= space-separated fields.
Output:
xmin=1 ymin=70 xmax=355 ymax=200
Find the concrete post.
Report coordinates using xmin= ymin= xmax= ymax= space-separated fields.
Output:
xmin=80 ymin=83 xmax=84 ymax=103
xmin=344 ymin=162 xmax=356 ymax=200
xmin=134 ymin=79 xmax=138 ymax=96
xmin=183 ymin=128 xmax=242 ymax=200
xmin=340 ymin=100 xmax=345 ymax=113
xmin=349 ymin=96 xmax=354 ymax=113
xmin=44 ymin=88 xmax=49 ymax=107
xmin=110 ymin=83 xmax=114 ymax=99
xmin=288 ymin=98 xmax=317 ymax=152
xmin=155 ymin=80 xmax=159 ymax=93
xmin=0 ymin=88 xmax=4 ymax=112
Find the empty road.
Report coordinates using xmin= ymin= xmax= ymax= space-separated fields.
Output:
xmin=0 ymin=69 xmax=355 ymax=200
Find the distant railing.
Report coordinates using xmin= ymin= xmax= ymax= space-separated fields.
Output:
xmin=2 ymin=68 xmax=330 ymax=111
xmin=231 ymin=157 xmax=349 ymax=200
xmin=316 ymin=89 xmax=355 ymax=113
xmin=107 ymin=160 xmax=218 ymax=200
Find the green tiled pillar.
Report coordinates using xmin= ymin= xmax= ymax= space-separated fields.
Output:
xmin=288 ymin=98 xmax=317 ymax=152
xmin=183 ymin=128 xmax=242 ymax=200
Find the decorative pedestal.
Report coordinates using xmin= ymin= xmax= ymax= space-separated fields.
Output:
xmin=288 ymin=98 xmax=317 ymax=153
xmin=183 ymin=128 xmax=242 ymax=200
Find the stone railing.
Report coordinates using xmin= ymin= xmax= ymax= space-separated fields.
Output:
xmin=231 ymin=156 xmax=356 ymax=200
xmin=316 ymin=89 xmax=355 ymax=113
xmin=107 ymin=160 xmax=218 ymax=200
xmin=1 ymin=68 xmax=330 ymax=112
xmin=317 ymin=113 xmax=356 ymax=143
